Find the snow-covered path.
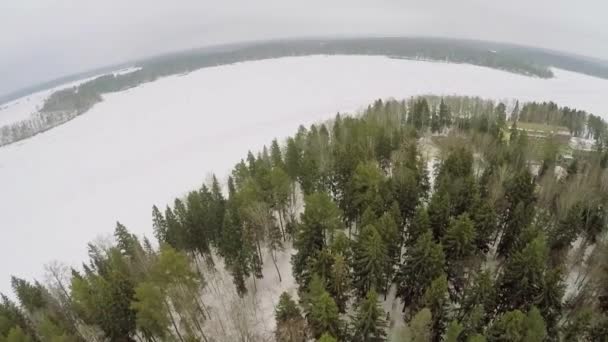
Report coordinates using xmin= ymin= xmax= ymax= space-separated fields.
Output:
xmin=1 ymin=55 xmax=608 ymax=295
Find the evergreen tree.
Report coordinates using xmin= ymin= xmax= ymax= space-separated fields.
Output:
xmin=317 ymin=333 xmax=337 ymax=342
xmin=438 ymin=99 xmax=452 ymax=131
xmin=442 ymin=215 xmax=477 ymax=291
xmin=275 ymin=292 xmax=306 ymax=342
xmin=4 ymin=327 xmax=31 ymax=342
xmin=271 ymin=138 xmax=285 ymax=169
xmin=353 ymin=225 xmax=389 ymax=297
xmin=431 ymin=109 xmax=441 ymax=133
xmin=350 ymin=289 xmax=387 ymax=342
xmin=152 ymin=205 xmax=167 ymax=244
xmin=498 ymin=169 xmax=535 ymax=257
xmin=409 ymin=308 xmax=432 ymax=342
xmin=285 ymin=137 xmax=302 ymax=183
xmin=496 ymin=236 xmax=549 ymax=314
xmin=470 ymin=200 xmax=497 ymax=253
xmin=444 ymin=320 xmax=464 ymax=342
xmin=428 ymin=190 xmax=451 ymax=241
xmin=293 ymin=193 xmax=342 ymax=289
xmin=396 ymin=231 xmax=445 ymax=311
xmin=422 ymin=275 xmax=449 ymax=342
xmin=308 ymin=291 xmax=342 ymax=339
xmin=71 ymin=248 xmax=137 ymax=341
xmin=486 ymin=307 xmax=546 ymax=342
xmin=406 ymin=207 xmax=431 ymax=247
xmin=328 ymin=254 xmax=351 ymax=313
xmin=351 ymin=162 xmax=385 ymax=220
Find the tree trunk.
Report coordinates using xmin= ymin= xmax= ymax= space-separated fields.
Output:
xmin=272 ymin=250 xmax=282 ymax=282
xmin=278 ymin=209 xmax=286 ymax=241
xmin=190 ymin=312 xmax=209 ymax=342
xmin=163 ymin=298 xmax=186 ymax=342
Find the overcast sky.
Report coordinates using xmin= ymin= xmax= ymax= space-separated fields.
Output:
xmin=1 ymin=0 xmax=607 ymax=97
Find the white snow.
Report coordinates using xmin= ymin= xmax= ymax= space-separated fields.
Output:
xmin=570 ymin=136 xmax=597 ymax=151
xmin=2 ymin=55 xmax=608 ymax=296
xmin=112 ymin=67 xmax=142 ymax=76
xmin=199 ymin=246 xmax=297 ymax=340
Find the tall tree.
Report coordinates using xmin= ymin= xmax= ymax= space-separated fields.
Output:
xmin=292 ymin=193 xmax=342 ymax=289
xmin=396 ymin=231 xmax=445 ymax=311
xmin=352 ymin=225 xmax=389 ymax=297
xmin=350 ymin=289 xmax=387 ymax=342
xmin=275 ymin=292 xmax=306 ymax=342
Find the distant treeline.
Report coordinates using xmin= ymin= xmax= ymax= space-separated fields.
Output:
xmin=2 ymin=37 xmax=608 ymax=147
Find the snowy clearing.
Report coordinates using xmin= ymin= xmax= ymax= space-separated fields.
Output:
xmin=2 ymin=55 xmax=608 ymax=296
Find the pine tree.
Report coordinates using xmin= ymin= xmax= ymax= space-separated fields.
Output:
xmin=409 ymin=308 xmax=432 ymax=342
xmin=376 ymin=212 xmax=401 ymax=295
xmin=406 ymin=207 xmax=431 ymax=247
xmin=443 ymin=215 xmax=476 ymax=261
xmin=350 ymin=289 xmax=387 ymax=342
xmin=317 ymin=333 xmax=337 ymax=342
xmin=442 ymin=215 xmax=477 ymax=291
xmin=438 ymin=99 xmax=452 ymax=131
xmin=328 ymin=254 xmax=351 ymax=313
xmin=271 ymin=138 xmax=285 ymax=169
xmin=152 ymin=205 xmax=168 ymax=244
xmin=486 ymin=307 xmax=546 ymax=342
xmin=444 ymin=320 xmax=463 ymax=342
xmin=524 ymin=306 xmax=547 ymax=342
xmin=351 ymin=162 xmax=385 ymax=220
xmin=431 ymin=108 xmax=441 ymax=133
xmin=428 ymin=190 xmax=451 ymax=241
xmin=275 ymin=292 xmax=306 ymax=342
xmin=353 ymin=225 xmax=389 ymax=297
xmin=131 ymin=282 xmax=170 ymax=340
xmin=498 ymin=169 xmax=535 ymax=257
xmin=71 ymin=248 xmax=137 ymax=341
xmin=496 ymin=236 xmax=549 ymax=314
xmin=459 ymin=270 xmax=495 ymax=323
xmin=4 ymin=327 xmax=31 ymax=342
xmin=308 ymin=291 xmax=342 ymax=339
xmin=293 ymin=193 xmax=342 ymax=289
xmin=396 ymin=231 xmax=445 ymax=311
xmin=285 ymin=137 xmax=302 ymax=183
xmin=470 ymin=200 xmax=497 ymax=254
xmin=422 ymin=275 xmax=449 ymax=341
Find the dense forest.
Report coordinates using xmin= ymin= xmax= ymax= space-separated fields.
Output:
xmin=2 ymin=95 xmax=608 ymax=341
xmin=3 ymin=37 xmax=608 ymax=146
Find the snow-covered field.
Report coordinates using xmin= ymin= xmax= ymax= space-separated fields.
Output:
xmin=1 ymin=55 xmax=608 ymax=296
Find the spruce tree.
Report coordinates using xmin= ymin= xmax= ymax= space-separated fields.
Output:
xmin=409 ymin=308 xmax=432 ymax=342
xmin=422 ymin=275 xmax=449 ymax=341
xmin=275 ymin=292 xmax=306 ymax=342
xmin=350 ymin=289 xmax=387 ymax=342
xmin=438 ymin=99 xmax=452 ymax=131
xmin=428 ymin=190 xmax=451 ymax=241
xmin=328 ymin=254 xmax=351 ymax=313
xmin=496 ymin=236 xmax=549 ymax=314
xmin=396 ymin=231 xmax=445 ymax=311
xmin=293 ymin=193 xmax=342 ymax=289
xmin=442 ymin=215 xmax=477 ymax=291
xmin=406 ymin=207 xmax=431 ymax=247
xmin=444 ymin=320 xmax=463 ymax=342
xmin=308 ymin=291 xmax=342 ymax=339
xmin=353 ymin=225 xmax=389 ymax=297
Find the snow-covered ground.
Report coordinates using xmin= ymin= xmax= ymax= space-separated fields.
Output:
xmin=2 ymin=55 xmax=608 ymax=297
xmin=112 ymin=66 xmax=142 ymax=76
